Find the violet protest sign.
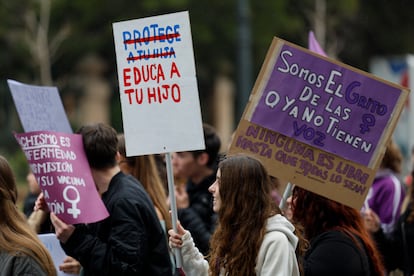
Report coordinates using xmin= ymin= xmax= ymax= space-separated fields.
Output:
xmin=15 ymin=131 xmax=109 ymax=224
xmin=229 ymin=37 xmax=409 ymax=209
xmin=113 ymin=11 xmax=204 ymax=156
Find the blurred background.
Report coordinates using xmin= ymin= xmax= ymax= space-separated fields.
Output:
xmin=1 ymin=0 xmax=414 ymax=202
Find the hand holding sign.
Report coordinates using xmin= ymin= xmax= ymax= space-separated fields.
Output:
xmin=50 ymin=213 xmax=75 ymax=244
xmin=38 ymin=233 xmax=80 ymax=276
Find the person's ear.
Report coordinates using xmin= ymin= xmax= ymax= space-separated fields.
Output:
xmin=197 ymin=152 xmax=209 ymax=166
xmin=115 ymin=151 xmax=122 ymax=163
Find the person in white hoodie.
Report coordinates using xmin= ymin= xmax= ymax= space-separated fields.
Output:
xmin=169 ymin=154 xmax=300 ymax=276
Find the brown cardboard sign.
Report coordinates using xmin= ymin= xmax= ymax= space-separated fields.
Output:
xmin=228 ymin=37 xmax=409 ymax=209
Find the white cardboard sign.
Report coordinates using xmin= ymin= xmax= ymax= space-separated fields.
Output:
xmin=113 ymin=11 xmax=204 ymax=156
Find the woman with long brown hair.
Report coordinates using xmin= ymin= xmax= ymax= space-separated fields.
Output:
xmin=117 ymin=134 xmax=172 ymax=231
xmin=0 ymin=155 xmax=56 ymax=276
xmin=169 ymin=154 xmax=300 ymax=276
xmin=292 ymin=186 xmax=384 ymax=275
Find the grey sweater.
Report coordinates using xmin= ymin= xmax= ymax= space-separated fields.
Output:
xmin=0 ymin=251 xmax=48 ymax=276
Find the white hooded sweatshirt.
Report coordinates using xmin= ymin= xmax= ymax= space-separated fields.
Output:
xmin=178 ymin=214 xmax=300 ymax=276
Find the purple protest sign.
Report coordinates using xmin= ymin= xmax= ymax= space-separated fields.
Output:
xmin=308 ymin=31 xmax=327 ymax=57
xmin=229 ymin=37 xmax=408 ymax=209
xmin=250 ymin=42 xmax=401 ymax=166
xmin=15 ymin=131 xmax=109 ymax=224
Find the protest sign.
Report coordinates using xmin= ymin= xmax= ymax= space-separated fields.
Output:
xmin=308 ymin=31 xmax=327 ymax=57
xmin=113 ymin=11 xmax=204 ymax=156
xmin=229 ymin=37 xmax=409 ymax=209
xmin=15 ymin=131 xmax=109 ymax=224
xmin=8 ymin=79 xmax=72 ymax=133
xmin=38 ymin=233 xmax=75 ymax=276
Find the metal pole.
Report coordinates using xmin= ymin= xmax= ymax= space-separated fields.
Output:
xmin=279 ymin=182 xmax=293 ymax=210
xmin=165 ymin=152 xmax=183 ymax=268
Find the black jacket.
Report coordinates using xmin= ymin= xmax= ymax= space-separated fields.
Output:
xmin=373 ymin=204 xmax=414 ymax=276
xmin=304 ymin=230 xmax=372 ymax=276
xmin=62 ymin=172 xmax=172 ymax=275
xmin=178 ymin=173 xmax=217 ymax=255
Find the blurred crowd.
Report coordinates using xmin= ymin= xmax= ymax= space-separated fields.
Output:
xmin=1 ymin=122 xmax=413 ymax=276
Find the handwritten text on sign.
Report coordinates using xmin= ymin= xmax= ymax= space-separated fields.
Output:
xmin=8 ymin=79 xmax=72 ymax=133
xmin=229 ymin=120 xmax=375 ymax=209
xmin=250 ymin=43 xmax=401 ymax=166
xmin=121 ymin=22 xmax=183 ymax=105
xmin=15 ymin=131 xmax=109 ymax=224
xmin=113 ymin=11 xmax=204 ymax=156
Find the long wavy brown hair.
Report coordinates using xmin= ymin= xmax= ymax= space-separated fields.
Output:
xmin=117 ymin=134 xmax=172 ymax=231
xmin=292 ymin=186 xmax=384 ymax=275
xmin=208 ymin=155 xmax=282 ymax=276
xmin=0 ymin=155 xmax=56 ymax=275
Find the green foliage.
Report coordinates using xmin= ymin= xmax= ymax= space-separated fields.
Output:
xmin=1 ymin=149 xmax=29 ymax=185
